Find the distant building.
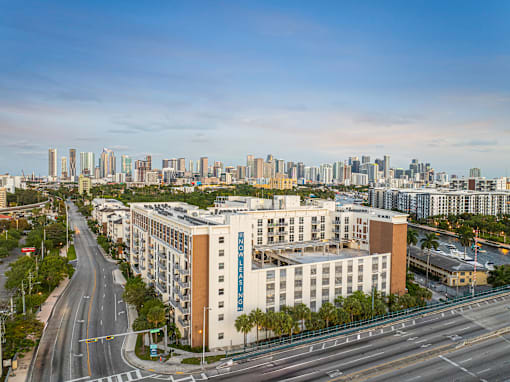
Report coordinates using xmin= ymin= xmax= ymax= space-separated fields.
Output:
xmin=61 ymin=156 xmax=68 ymax=179
xmin=48 ymin=148 xmax=57 ymax=179
xmin=80 ymin=152 xmax=95 ymax=176
xmin=200 ymin=157 xmax=209 ymax=178
xmin=0 ymin=187 xmax=7 ymax=208
xmin=469 ymin=168 xmax=481 ymax=178
xmin=78 ymin=174 xmax=92 ymax=195
xmin=99 ymin=148 xmax=116 ymax=178
xmin=69 ymin=149 xmax=77 ymax=180
xmin=121 ymin=155 xmax=132 ymax=178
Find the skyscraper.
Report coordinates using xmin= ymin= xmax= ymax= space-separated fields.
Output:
xmin=99 ymin=148 xmax=116 ymax=178
xmin=200 ymin=157 xmax=208 ymax=178
xmin=384 ymin=155 xmax=390 ymax=179
xmin=121 ymin=155 xmax=132 ymax=177
xmin=177 ymin=158 xmax=186 ymax=172
xmin=80 ymin=152 xmax=95 ymax=176
xmin=362 ymin=155 xmax=371 ymax=164
xmin=61 ymin=156 xmax=68 ymax=179
xmin=69 ymin=148 xmax=76 ymax=179
xmin=246 ymin=154 xmax=254 ymax=178
xmin=48 ymin=148 xmax=57 ymax=178
xmin=254 ymin=158 xmax=264 ymax=178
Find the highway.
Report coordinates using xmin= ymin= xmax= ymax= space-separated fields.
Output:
xmin=207 ymin=294 xmax=510 ymax=382
xmin=30 ymin=202 xmax=132 ymax=382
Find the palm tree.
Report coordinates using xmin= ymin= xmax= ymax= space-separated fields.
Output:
xmin=420 ymin=233 xmax=439 ymax=287
xmin=487 ymin=265 xmax=510 ymax=287
xmin=249 ymin=308 xmax=264 ymax=343
xmin=235 ymin=314 xmax=253 ymax=348
xmin=318 ymin=302 xmax=337 ymax=327
xmin=146 ymin=306 xmax=166 ymax=342
xmin=305 ymin=312 xmax=325 ymax=330
xmin=457 ymin=228 xmax=473 ymax=260
xmin=262 ymin=311 xmax=276 ymax=340
xmin=336 ymin=307 xmax=350 ymax=324
xmin=344 ymin=296 xmax=363 ymax=321
xmin=407 ymin=228 xmax=418 ymax=272
xmin=293 ymin=303 xmax=311 ymax=332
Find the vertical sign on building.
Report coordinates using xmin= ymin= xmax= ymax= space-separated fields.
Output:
xmin=237 ymin=232 xmax=244 ymax=312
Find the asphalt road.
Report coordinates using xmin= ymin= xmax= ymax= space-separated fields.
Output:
xmin=30 ymin=202 xmax=131 ymax=382
xmin=206 ymin=294 xmax=510 ymax=382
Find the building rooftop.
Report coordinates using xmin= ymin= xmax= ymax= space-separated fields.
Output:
xmin=410 ymin=249 xmax=486 ymax=272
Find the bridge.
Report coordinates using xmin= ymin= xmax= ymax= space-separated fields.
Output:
xmin=0 ymin=200 xmax=49 ymax=214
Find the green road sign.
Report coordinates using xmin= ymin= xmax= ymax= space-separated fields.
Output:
xmin=150 ymin=329 xmax=160 ymax=334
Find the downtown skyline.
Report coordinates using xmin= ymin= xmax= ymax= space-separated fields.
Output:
xmin=1 ymin=1 xmax=510 ymax=177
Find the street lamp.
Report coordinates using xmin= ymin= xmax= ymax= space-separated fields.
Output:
xmin=202 ymin=306 xmax=212 ymax=369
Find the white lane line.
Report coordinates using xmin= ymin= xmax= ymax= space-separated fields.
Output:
xmin=439 ymin=355 xmax=477 ymax=377
xmin=63 ymin=376 xmax=90 ymax=382
xmin=478 ymin=368 xmax=491 ymax=374
xmin=114 ymin=293 xmax=117 ymax=321
xmin=406 ymin=376 xmax=421 ymax=381
xmin=50 ymin=313 xmax=66 ymax=382
xmin=263 ymin=350 xmax=385 ymax=375
xmin=100 ymin=319 xmax=103 ymax=326
xmin=415 ymin=339 xmax=427 ymax=344
xmin=69 ymin=298 xmax=82 ymax=380
xmin=280 ymin=371 xmax=319 ymax=381
xmin=460 ymin=357 xmax=472 ymax=363
xmin=102 ymin=305 xmax=104 ymax=311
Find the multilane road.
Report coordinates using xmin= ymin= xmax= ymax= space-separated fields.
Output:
xmin=30 ymin=202 xmax=132 ymax=382
xmin=207 ymin=294 xmax=510 ymax=382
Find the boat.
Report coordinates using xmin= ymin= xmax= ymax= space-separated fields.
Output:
xmin=446 ymin=243 xmax=456 ymax=250
xmin=485 ymin=261 xmax=495 ymax=271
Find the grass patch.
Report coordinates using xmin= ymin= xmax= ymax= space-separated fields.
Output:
xmin=67 ymin=245 xmax=76 ymax=261
xmin=181 ymin=355 xmax=225 ymax=365
xmin=169 ymin=343 xmax=208 ymax=353
xmin=134 ymin=334 xmax=168 ymax=361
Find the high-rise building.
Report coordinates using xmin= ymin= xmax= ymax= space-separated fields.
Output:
xmin=99 ymin=148 xmax=116 ymax=178
xmin=254 ymin=158 xmax=264 ymax=178
xmin=135 ymin=156 xmax=152 ymax=182
xmin=121 ymin=155 xmax=132 ymax=177
xmin=362 ymin=155 xmax=371 ymax=164
xmin=48 ymin=148 xmax=57 ymax=179
xmin=189 ymin=160 xmax=195 ymax=173
xmin=383 ymin=155 xmax=390 ymax=179
xmin=319 ymin=164 xmax=333 ymax=184
xmin=177 ymin=158 xmax=186 ymax=172
xmin=352 ymin=159 xmax=361 ymax=173
xmin=367 ymin=163 xmax=379 ymax=182
xmin=69 ymin=149 xmax=76 ymax=179
xmin=469 ymin=168 xmax=481 ymax=178
xmin=246 ymin=155 xmax=254 ymax=177
xmin=61 ymin=156 xmax=68 ymax=179
xmin=80 ymin=152 xmax=95 ymax=176
xmin=0 ymin=187 xmax=6 ymax=208
xmin=200 ymin=157 xmax=209 ymax=178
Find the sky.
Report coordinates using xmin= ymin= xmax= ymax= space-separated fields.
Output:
xmin=1 ymin=0 xmax=510 ymax=177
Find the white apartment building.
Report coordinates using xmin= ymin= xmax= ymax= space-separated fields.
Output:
xmin=130 ymin=195 xmax=407 ymax=350
xmin=369 ymin=188 xmax=510 ymax=219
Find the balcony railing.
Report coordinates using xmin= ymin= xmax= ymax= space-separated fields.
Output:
xmin=175 ymin=263 xmax=190 ymax=276
xmin=176 ymin=278 xmax=190 ymax=289
xmin=156 ymin=283 xmax=167 ymax=294
xmin=177 ymin=316 xmax=190 ymax=327
xmin=175 ymin=288 xmax=190 ymax=302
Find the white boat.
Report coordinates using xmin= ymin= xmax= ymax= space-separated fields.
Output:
xmin=485 ymin=261 xmax=495 ymax=271
xmin=446 ymin=243 xmax=456 ymax=250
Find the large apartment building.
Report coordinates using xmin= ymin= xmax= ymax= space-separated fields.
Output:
xmin=129 ymin=195 xmax=407 ymax=349
xmin=369 ymin=188 xmax=510 ymax=219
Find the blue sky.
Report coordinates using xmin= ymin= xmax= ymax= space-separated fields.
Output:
xmin=1 ymin=0 xmax=509 ymax=177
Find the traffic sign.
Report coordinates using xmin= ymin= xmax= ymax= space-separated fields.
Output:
xmin=21 ymin=247 xmax=36 ymax=253
xmin=150 ymin=344 xmax=158 ymax=350
xmin=85 ymin=338 xmax=98 ymax=344
xmin=150 ymin=348 xmax=158 ymax=357
xmin=150 ymin=329 xmax=160 ymax=334
xmin=105 ymin=336 xmax=114 ymax=341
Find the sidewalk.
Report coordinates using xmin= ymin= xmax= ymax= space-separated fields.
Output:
xmin=8 ymin=278 xmax=70 ymax=382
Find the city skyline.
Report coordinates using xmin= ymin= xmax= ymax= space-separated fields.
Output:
xmin=1 ymin=1 xmax=509 ymax=177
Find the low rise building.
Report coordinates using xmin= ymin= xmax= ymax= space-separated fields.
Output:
xmin=78 ymin=174 xmax=92 ymax=195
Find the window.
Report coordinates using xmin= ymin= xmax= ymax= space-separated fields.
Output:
xmin=219 ymin=249 xmax=224 ymax=257
xmin=280 ymin=269 xmax=286 ymax=278
xmin=322 ymin=265 xmax=330 ymax=275
xmin=322 ymin=288 xmax=329 ymax=297
xmin=321 ymin=216 xmax=326 ymax=223
xmin=357 ymin=284 xmax=363 ymax=291
xmin=219 ymin=262 xmax=224 ymax=270
xmin=322 ymin=277 xmax=330 ymax=286
xmin=218 ymin=301 xmax=224 ymax=308
xmin=299 ymin=226 xmax=304 ymax=233
xmin=335 ymin=277 xmax=342 ymax=285
xmin=347 ymin=286 xmax=352 ymax=293
xmin=290 ymin=235 xmax=294 ymax=242
xmin=310 ymin=289 xmax=316 ymax=298
xmin=294 ymin=279 xmax=303 ymax=288
xmin=311 ymin=266 xmax=317 ymax=276
xmin=310 ymin=301 xmax=316 ymax=312
xmin=257 ymin=237 xmax=263 ymax=245
xmin=347 ymin=275 xmax=353 ymax=283
xmin=335 ymin=264 xmax=342 ymax=274
xmin=335 ymin=287 xmax=342 ymax=297
xmin=299 ymin=234 xmax=304 ymax=241
xmin=460 ymin=278 xmax=465 ymax=283
xmin=257 ymin=228 xmax=263 ymax=235
xmin=267 ymin=270 xmax=275 ymax=281
xmin=218 ymin=275 xmax=224 ymax=283
xmin=358 ymin=265 xmax=364 ymax=273
xmin=290 ymin=226 xmax=294 ymax=233
xmin=280 ymin=280 xmax=286 ymax=290
xmin=219 ymin=288 xmax=224 ymax=295
xmin=299 ymin=217 xmax=304 ymax=224
xmin=348 ymin=261 xmax=353 ymax=273
xmin=218 ymin=314 xmax=224 ymax=321
xmin=294 ymin=291 xmax=302 ymax=300
xmin=219 ymin=236 xmax=224 ymax=244
xmin=358 ymin=275 xmax=363 ymax=283
xmin=290 ymin=217 xmax=294 ymax=225
xmin=295 ymin=267 xmax=303 ymax=278
xmin=320 ymin=232 xmax=325 ymax=239
xmin=218 ymin=333 xmax=224 ymax=340
xmin=279 ymin=293 xmax=286 ymax=303
xmin=258 ymin=219 xmax=263 ymax=227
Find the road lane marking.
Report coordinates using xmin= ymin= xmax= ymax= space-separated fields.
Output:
xmin=406 ymin=377 xmax=421 ymax=381
xmin=478 ymin=368 xmax=491 ymax=374
xmin=86 ymin=269 xmax=97 ymax=377
xmin=439 ymin=355 xmax=477 ymax=378
xmin=415 ymin=339 xmax=427 ymax=344
xmin=50 ymin=312 xmax=66 ymax=382
xmin=114 ymin=293 xmax=117 ymax=321
xmin=460 ymin=357 xmax=472 ymax=363
xmin=70 ymin=297 xmax=83 ymax=380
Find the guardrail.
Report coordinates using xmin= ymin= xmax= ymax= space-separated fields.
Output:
xmin=229 ymin=284 xmax=510 ymax=361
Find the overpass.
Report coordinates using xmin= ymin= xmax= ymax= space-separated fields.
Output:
xmin=0 ymin=200 xmax=49 ymax=214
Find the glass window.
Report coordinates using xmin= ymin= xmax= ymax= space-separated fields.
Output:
xmin=322 ymin=278 xmax=330 ymax=286
xmin=219 ymin=249 xmax=224 ymax=257
xmin=219 ymin=288 xmax=224 ymax=295
xmin=335 ymin=264 xmax=342 ymax=274
xmin=322 ymin=265 xmax=330 ymax=275
xmin=219 ymin=236 xmax=224 ymax=244
xmin=294 ymin=290 xmax=302 ymax=299
xmin=295 ymin=267 xmax=303 ymax=277
xmin=218 ymin=275 xmax=224 ymax=283
xmin=335 ymin=287 xmax=342 ymax=297
xmin=310 ymin=289 xmax=316 ymax=298
xmin=290 ymin=217 xmax=294 ymax=225
xmin=218 ymin=301 xmax=224 ymax=308
xmin=280 ymin=280 xmax=286 ymax=290
xmin=258 ymin=219 xmax=263 ymax=227
xmin=310 ymin=301 xmax=316 ymax=312
xmin=299 ymin=217 xmax=304 ymax=224
xmin=218 ymin=314 xmax=224 ymax=321
xmin=219 ymin=262 xmax=224 ymax=270
xmin=280 ymin=269 xmax=286 ymax=278
xmin=218 ymin=333 xmax=224 ymax=340
xmin=267 ymin=270 xmax=275 ymax=281
xmin=279 ymin=293 xmax=286 ymax=303
xmin=311 ymin=266 xmax=317 ymax=276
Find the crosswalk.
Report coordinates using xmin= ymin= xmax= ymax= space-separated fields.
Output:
xmin=88 ymin=370 xmax=143 ymax=382
xmin=81 ymin=370 xmax=209 ymax=382
xmin=149 ymin=373 xmax=209 ymax=381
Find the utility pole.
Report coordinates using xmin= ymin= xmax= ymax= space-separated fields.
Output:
xmin=202 ymin=306 xmax=211 ymax=369
xmin=21 ymin=280 xmax=26 ymax=315
xmin=66 ymin=202 xmax=69 ymax=253
xmin=472 ymin=229 xmax=479 ymax=297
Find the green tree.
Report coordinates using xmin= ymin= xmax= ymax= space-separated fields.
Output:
xmin=487 ymin=265 xmax=510 ymax=287
xmin=293 ymin=303 xmax=311 ymax=332
xmin=38 ymin=255 xmax=67 ymax=290
xmin=249 ymin=308 xmax=265 ymax=343
xmin=407 ymin=228 xmax=418 ymax=272
xmin=420 ymin=233 xmax=439 ymax=287
xmin=235 ymin=314 xmax=253 ymax=347
xmin=318 ymin=302 xmax=337 ymax=327
xmin=343 ymin=296 xmax=363 ymax=321
xmin=123 ymin=277 xmax=149 ymax=311
xmin=146 ymin=306 xmax=166 ymax=342
xmin=457 ymin=227 xmax=474 ymax=260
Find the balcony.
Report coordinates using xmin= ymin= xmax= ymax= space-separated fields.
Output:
xmin=175 ymin=289 xmax=190 ymax=302
xmin=131 ymin=265 xmax=141 ymax=276
xmin=159 ymin=262 xmax=167 ymax=270
xmin=176 ymin=278 xmax=190 ymax=289
xmin=158 ymin=272 xmax=166 ymax=281
xmin=158 ymin=252 xmax=167 ymax=260
xmin=268 ymin=222 xmax=288 ymax=227
xmin=175 ymin=263 xmax=190 ymax=276
xmin=140 ymin=264 xmax=146 ymax=271
xmin=147 ymin=273 xmax=154 ymax=280
xmin=156 ymin=283 xmax=167 ymax=294
xmin=177 ymin=316 xmax=190 ymax=327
